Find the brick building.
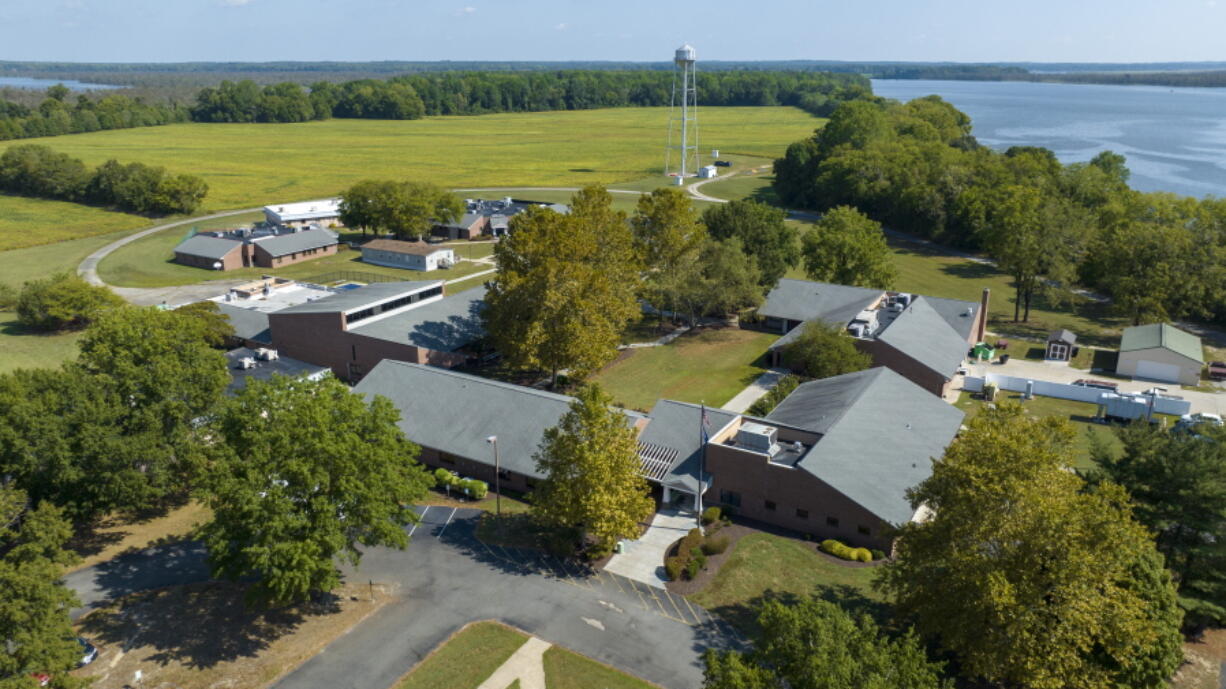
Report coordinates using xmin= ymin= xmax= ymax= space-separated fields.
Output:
xmin=173 ymin=227 xmax=338 ymax=271
xmin=355 ymin=361 xmax=963 ymax=552
xmin=268 ymin=281 xmax=485 ymax=382
xmin=758 ymin=278 xmax=989 ymax=397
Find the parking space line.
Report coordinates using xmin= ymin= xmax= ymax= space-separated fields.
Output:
xmin=662 ymin=590 xmax=689 ymax=624
xmin=605 ymin=571 xmax=628 ymax=595
xmin=435 ymin=507 xmax=458 ymax=538
xmin=680 ymin=595 xmax=703 ymax=625
xmin=408 ymin=505 xmax=431 ymax=537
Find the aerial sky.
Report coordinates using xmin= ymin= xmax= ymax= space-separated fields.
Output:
xmin=1 ymin=0 xmax=1223 ymax=64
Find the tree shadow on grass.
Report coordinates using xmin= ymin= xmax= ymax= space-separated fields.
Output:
xmin=939 ymin=260 xmax=1000 ymax=282
xmin=79 ymin=581 xmax=340 ymax=670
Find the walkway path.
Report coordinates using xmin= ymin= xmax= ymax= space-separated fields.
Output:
xmin=722 ymin=368 xmax=789 ymax=414
xmin=604 ymin=509 xmax=697 ymax=589
xmin=620 ymin=325 xmax=691 ymax=350
xmin=476 ymin=636 xmax=550 ymax=689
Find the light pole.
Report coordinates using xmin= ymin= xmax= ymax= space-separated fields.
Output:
xmin=486 ymin=435 xmax=501 ymax=518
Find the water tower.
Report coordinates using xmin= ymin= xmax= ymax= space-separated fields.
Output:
xmin=666 ymin=43 xmax=699 ymax=183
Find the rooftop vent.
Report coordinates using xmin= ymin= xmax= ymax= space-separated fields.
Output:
xmin=255 ymin=348 xmax=279 ymax=361
xmin=236 ymin=357 xmax=256 ymax=370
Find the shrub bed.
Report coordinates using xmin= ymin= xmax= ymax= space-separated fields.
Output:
xmin=819 ymin=538 xmax=874 ymax=563
xmin=665 ymin=527 xmax=730 ymax=581
xmin=433 ymin=468 xmax=489 ymax=500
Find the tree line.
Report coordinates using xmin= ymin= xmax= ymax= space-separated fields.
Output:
xmin=0 ymin=84 xmax=188 ymax=141
xmin=0 ymin=143 xmax=208 ymax=215
xmin=189 ymin=70 xmax=870 ymax=123
xmin=774 ymin=95 xmax=1226 ymax=325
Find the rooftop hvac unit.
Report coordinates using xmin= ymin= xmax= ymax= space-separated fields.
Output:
xmin=890 ymin=302 xmax=904 ymax=312
xmin=964 ymin=306 xmax=974 ymax=317
xmin=256 ymin=348 xmax=279 ymax=361
xmin=236 ymin=357 xmax=256 ymax=370
xmin=737 ymin=422 xmax=778 ymax=455
xmin=896 ymin=293 xmax=912 ymax=307
xmin=848 ymin=323 xmax=865 ymax=338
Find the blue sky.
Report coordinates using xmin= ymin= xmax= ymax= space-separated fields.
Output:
xmin=1 ymin=0 xmax=1223 ymax=63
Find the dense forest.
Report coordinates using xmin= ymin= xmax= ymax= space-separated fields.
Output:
xmin=190 ymin=70 xmax=871 ymax=122
xmin=0 ymin=69 xmax=868 ymax=140
xmin=0 ymin=144 xmax=208 ymax=214
xmin=773 ymin=96 xmax=1226 ymax=326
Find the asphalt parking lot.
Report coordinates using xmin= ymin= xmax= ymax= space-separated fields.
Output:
xmin=65 ymin=507 xmax=738 ymax=689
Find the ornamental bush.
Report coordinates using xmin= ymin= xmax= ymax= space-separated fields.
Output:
xmin=852 ymin=547 xmax=873 ymax=563
xmin=702 ymin=534 xmax=730 ymax=556
xmin=820 ymin=539 xmax=859 ymax=561
xmin=685 ymin=558 xmax=700 ymax=580
xmin=665 ymin=556 xmax=683 ymax=581
xmin=871 ymin=549 xmax=887 ymax=561
xmin=701 ymin=506 xmax=722 ymax=525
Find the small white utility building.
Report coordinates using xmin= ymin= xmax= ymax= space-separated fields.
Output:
xmin=361 ymin=239 xmax=457 ymax=272
xmin=264 ymin=198 xmax=342 ymax=227
xmin=1116 ymin=322 xmax=1204 ymax=386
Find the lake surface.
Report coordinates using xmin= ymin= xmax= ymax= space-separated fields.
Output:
xmin=871 ymin=79 xmax=1226 ymax=198
xmin=0 ymin=76 xmax=121 ymax=92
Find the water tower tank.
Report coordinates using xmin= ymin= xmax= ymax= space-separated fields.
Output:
xmin=675 ymin=44 xmax=696 ymax=63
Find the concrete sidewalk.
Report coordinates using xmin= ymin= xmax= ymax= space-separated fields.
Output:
xmin=722 ymin=368 xmax=789 ymax=413
xmin=604 ymin=509 xmax=697 ymax=589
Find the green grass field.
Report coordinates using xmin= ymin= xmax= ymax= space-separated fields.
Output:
xmin=953 ymin=391 xmax=1124 ymax=471
xmin=697 ymin=173 xmax=780 ymax=204
xmin=0 ymin=195 xmax=150 ymax=252
xmin=690 ymin=532 xmax=881 ymax=632
xmin=394 ymin=621 xmax=655 ymax=689
xmin=4 ymin=107 xmax=818 ymax=211
xmin=590 ymin=327 xmax=779 ymax=412
xmin=0 ymin=311 xmax=81 ymax=373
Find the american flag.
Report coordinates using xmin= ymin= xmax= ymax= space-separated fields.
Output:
xmin=701 ymin=404 xmax=711 ymax=444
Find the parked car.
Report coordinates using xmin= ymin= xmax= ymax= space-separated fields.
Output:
xmin=1208 ymin=361 xmax=1226 ymax=381
xmin=78 ymin=637 xmax=97 ymax=667
xmin=713 ymin=160 xmax=732 ymax=167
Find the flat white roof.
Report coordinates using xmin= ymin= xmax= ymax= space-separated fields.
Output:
xmin=264 ymin=198 xmax=342 ymax=222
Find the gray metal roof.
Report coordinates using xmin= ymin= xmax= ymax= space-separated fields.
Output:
xmin=173 ymin=234 xmax=242 ymax=261
xmin=921 ymin=294 xmax=980 ymax=341
xmin=216 ymin=303 xmax=272 ymax=344
xmin=1120 ymin=323 xmax=1204 ymax=363
xmin=223 ymin=347 xmax=329 ymax=395
xmin=1049 ymin=329 xmax=1077 ymax=345
xmin=354 ymin=361 xmax=644 ymax=479
xmin=759 ymin=278 xmax=883 ymax=326
xmin=639 ymin=400 xmax=738 ymax=494
xmin=253 ymin=228 xmax=338 ymax=258
xmin=275 ymin=281 xmax=442 ymax=315
xmin=349 ymin=286 xmax=486 ymax=352
xmin=767 ymin=367 xmax=964 ymax=525
xmin=875 ymin=297 xmax=970 ymax=378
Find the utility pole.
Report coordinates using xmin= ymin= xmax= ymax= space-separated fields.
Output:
xmin=486 ymin=435 xmax=501 ymax=518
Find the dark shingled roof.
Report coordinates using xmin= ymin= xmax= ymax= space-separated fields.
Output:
xmin=275 ymin=281 xmax=442 ymax=315
xmin=354 ymin=361 xmax=644 ymax=479
xmin=216 ymin=303 xmax=271 ymax=344
xmin=1049 ymin=329 xmax=1077 ymax=345
xmin=173 ymin=234 xmax=241 ymax=261
xmin=875 ymin=297 xmax=971 ymax=379
xmin=253 ymin=227 xmax=338 ymax=258
xmin=759 ymin=278 xmax=883 ymax=326
xmin=767 ymin=367 xmax=964 ymax=525
xmin=349 ymin=286 xmax=486 ymax=352
xmin=638 ymin=400 xmax=738 ymax=495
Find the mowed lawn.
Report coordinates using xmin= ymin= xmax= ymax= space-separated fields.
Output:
xmin=0 ymin=311 xmax=82 ymax=373
xmin=690 ymin=532 xmax=882 ymax=632
xmin=954 ymin=391 xmax=1123 ymax=471
xmin=3 ymin=107 xmax=820 ymax=212
xmin=0 ymin=195 xmax=150 ymax=251
xmin=591 ymin=327 xmax=779 ymax=412
xmin=395 ymin=621 xmax=656 ymax=689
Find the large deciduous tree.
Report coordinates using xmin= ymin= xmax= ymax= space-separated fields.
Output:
xmin=338 ymin=179 xmax=463 ymax=239
xmin=878 ymin=404 xmax=1184 ymax=689
xmin=703 ymin=598 xmax=950 ymax=689
xmin=15 ymin=272 xmax=124 ymax=332
xmin=701 ymin=199 xmax=799 ymax=288
xmin=780 ymin=319 xmax=872 ymax=380
xmin=483 ymin=185 xmax=641 ymax=386
xmin=0 ymin=489 xmax=83 ymax=685
xmin=198 ymin=376 xmax=431 ymax=604
xmin=801 ymin=205 xmax=897 ymax=288
xmin=1092 ymin=422 xmax=1226 ymax=631
xmin=532 ymin=384 xmax=653 ymax=554
xmin=630 ymin=186 xmax=707 ymax=274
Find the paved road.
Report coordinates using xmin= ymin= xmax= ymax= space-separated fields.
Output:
xmin=65 ymin=507 xmax=738 ymax=689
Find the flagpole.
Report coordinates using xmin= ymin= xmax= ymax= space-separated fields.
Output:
xmin=698 ymin=402 xmax=706 ymax=534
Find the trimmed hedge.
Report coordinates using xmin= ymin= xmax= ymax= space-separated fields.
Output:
xmin=701 ymin=535 xmax=730 ymax=556
xmin=433 ymin=469 xmax=488 ymax=500
xmin=665 ymin=528 xmax=731 ymax=581
xmin=820 ymin=539 xmax=874 ymax=562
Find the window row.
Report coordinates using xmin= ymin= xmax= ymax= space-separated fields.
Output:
xmin=720 ymin=490 xmax=872 ymax=536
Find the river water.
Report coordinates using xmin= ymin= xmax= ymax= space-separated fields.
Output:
xmin=0 ymin=76 xmax=120 ymax=92
xmin=871 ymin=79 xmax=1226 ymax=199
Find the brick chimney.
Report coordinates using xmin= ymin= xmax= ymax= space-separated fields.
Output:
xmin=977 ymin=288 xmax=990 ymax=342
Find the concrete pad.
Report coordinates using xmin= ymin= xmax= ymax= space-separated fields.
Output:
xmin=604 ymin=509 xmax=698 ymax=589
xmin=476 ymin=636 xmax=549 ymax=689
